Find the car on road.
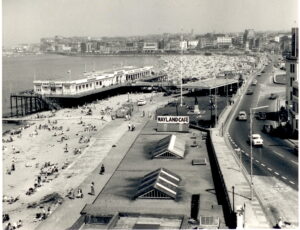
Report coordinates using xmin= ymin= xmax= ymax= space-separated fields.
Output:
xmin=262 ymin=70 xmax=265 ymax=73
xmin=269 ymin=93 xmax=278 ymax=100
xmin=255 ymin=112 xmax=267 ymax=120
xmin=238 ymin=111 xmax=247 ymax=121
xmin=252 ymin=79 xmax=258 ymax=86
xmin=257 ymin=73 xmax=262 ymax=77
xmin=137 ymin=99 xmax=147 ymax=106
xmin=249 ymin=134 xmax=264 ymax=146
xmin=262 ymin=122 xmax=275 ymax=134
xmin=246 ymin=89 xmax=254 ymax=95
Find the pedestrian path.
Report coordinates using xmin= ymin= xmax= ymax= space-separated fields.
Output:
xmin=211 ymin=130 xmax=271 ymax=228
xmin=35 ymin=117 xmax=149 ymax=230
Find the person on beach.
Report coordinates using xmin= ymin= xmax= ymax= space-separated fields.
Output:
xmin=64 ymin=144 xmax=68 ymax=153
xmin=76 ymin=188 xmax=83 ymax=198
xmin=90 ymin=182 xmax=95 ymax=195
xmin=4 ymin=222 xmax=12 ymax=230
xmin=17 ymin=220 xmax=22 ymax=228
xmin=11 ymin=162 xmax=15 ymax=171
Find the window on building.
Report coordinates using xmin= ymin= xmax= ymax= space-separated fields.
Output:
xmin=100 ymin=81 xmax=102 ymax=85
xmin=86 ymin=84 xmax=88 ymax=88
xmin=83 ymin=85 xmax=85 ymax=89
xmin=96 ymin=82 xmax=98 ymax=85
xmin=293 ymin=88 xmax=298 ymax=97
xmin=290 ymin=77 xmax=294 ymax=87
xmin=90 ymin=83 xmax=92 ymax=87
xmin=290 ymin=64 xmax=295 ymax=73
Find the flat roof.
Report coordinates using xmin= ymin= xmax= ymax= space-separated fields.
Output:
xmin=82 ymin=121 xmax=224 ymax=224
xmin=183 ymin=78 xmax=238 ymax=90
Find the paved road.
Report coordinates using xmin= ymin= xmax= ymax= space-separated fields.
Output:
xmin=228 ymin=56 xmax=298 ymax=190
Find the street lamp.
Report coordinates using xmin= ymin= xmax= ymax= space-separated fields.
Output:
xmin=249 ymin=105 xmax=269 ymax=200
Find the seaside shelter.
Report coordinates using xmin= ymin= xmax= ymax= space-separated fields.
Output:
xmin=151 ymin=135 xmax=186 ymax=159
xmin=134 ymin=168 xmax=181 ymax=200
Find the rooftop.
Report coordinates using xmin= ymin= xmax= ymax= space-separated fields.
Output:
xmin=81 ymin=120 xmax=224 ymax=228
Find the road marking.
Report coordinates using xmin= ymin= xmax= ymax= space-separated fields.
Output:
xmin=267 ymin=168 xmax=272 ymax=171
xmin=290 ymin=160 xmax=298 ymax=165
xmin=256 ymin=160 xmax=259 ymax=163
xmin=281 ymin=176 xmax=287 ymax=180
xmin=274 ymin=172 xmax=279 ymax=175
xmin=241 ymin=150 xmax=245 ymax=153
xmin=289 ymin=181 xmax=295 ymax=185
xmin=261 ymin=163 xmax=265 ymax=167
xmin=273 ymin=151 xmax=284 ymax=158
xmin=234 ymin=143 xmax=238 ymax=147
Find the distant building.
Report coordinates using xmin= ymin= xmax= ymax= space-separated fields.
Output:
xmin=292 ymin=27 xmax=299 ymax=57
xmin=180 ymin=40 xmax=188 ymax=50
xmin=187 ymin=40 xmax=199 ymax=49
xmin=280 ymin=36 xmax=292 ymax=56
xmin=216 ymin=37 xmax=232 ymax=48
xmin=143 ymin=42 xmax=158 ymax=53
xmin=243 ymin=29 xmax=255 ymax=46
xmin=285 ymin=27 xmax=299 ymax=136
xmin=197 ymin=36 xmax=217 ymax=49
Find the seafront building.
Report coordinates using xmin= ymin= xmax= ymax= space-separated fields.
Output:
xmin=33 ymin=66 xmax=153 ymax=96
xmin=70 ymin=120 xmax=226 ymax=229
xmin=285 ymin=27 xmax=298 ymax=135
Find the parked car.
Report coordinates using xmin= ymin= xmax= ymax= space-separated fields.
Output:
xmin=269 ymin=93 xmax=278 ymax=100
xmin=238 ymin=111 xmax=247 ymax=121
xmin=249 ymin=134 xmax=263 ymax=146
xmin=137 ymin=99 xmax=147 ymax=106
xmin=246 ymin=89 xmax=254 ymax=95
xmin=256 ymin=112 xmax=267 ymax=120
xmin=262 ymin=123 xmax=274 ymax=134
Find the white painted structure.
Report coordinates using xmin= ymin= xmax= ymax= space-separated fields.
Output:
xmin=34 ymin=66 xmax=153 ymax=96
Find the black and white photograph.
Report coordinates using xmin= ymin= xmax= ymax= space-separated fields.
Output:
xmin=2 ymin=0 xmax=299 ymax=229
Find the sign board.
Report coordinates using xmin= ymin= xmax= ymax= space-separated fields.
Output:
xmin=157 ymin=116 xmax=189 ymax=124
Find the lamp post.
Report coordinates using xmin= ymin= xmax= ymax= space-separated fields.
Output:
xmin=180 ymin=32 xmax=183 ymax=107
xmin=249 ymin=105 xmax=269 ymax=200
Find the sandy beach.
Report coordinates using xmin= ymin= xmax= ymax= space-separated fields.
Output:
xmin=160 ymin=54 xmax=257 ymax=80
xmin=2 ymin=92 xmax=169 ymax=230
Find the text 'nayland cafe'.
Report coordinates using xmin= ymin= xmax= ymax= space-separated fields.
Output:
xmin=157 ymin=116 xmax=189 ymax=132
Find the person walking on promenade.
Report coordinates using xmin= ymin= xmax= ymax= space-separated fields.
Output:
xmin=128 ymin=123 xmax=131 ymax=131
xmin=100 ymin=164 xmax=105 ymax=175
xmin=90 ymin=182 xmax=95 ymax=195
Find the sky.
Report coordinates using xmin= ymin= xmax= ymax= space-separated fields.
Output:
xmin=2 ymin=0 xmax=299 ymax=47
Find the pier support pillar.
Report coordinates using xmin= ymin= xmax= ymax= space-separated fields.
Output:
xmin=15 ymin=96 xmax=19 ymax=117
xmin=10 ymin=95 xmax=13 ymax=117
xmin=20 ymin=96 xmax=24 ymax=116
